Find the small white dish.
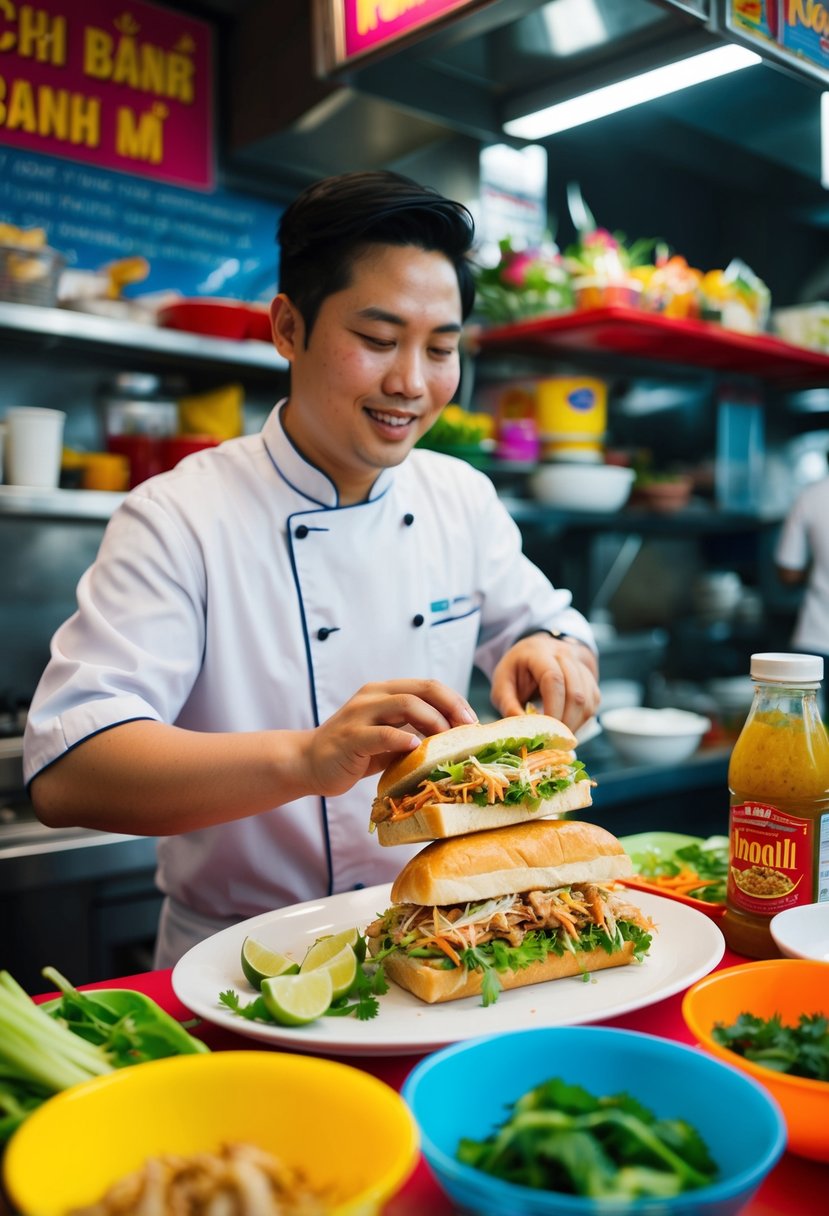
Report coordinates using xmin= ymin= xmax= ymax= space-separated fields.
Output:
xmin=600 ymin=706 xmax=711 ymax=766
xmin=770 ymin=902 xmax=829 ymax=961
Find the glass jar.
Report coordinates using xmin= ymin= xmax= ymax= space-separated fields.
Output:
xmin=723 ymin=652 xmax=829 ymax=959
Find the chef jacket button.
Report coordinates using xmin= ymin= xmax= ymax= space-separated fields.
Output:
xmin=412 ymin=613 xmax=424 ymax=627
xmin=353 ymin=882 xmax=365 ymax=890
xmin=295 ymin=524 xmax=309 ymax=539
xmin=317 ymin=627 xmax=331 ymax=640
xmin=403 ymin=513 xmax=414 ymax=526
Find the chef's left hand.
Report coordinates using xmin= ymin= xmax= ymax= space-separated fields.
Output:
xmin=489 ymin=633 xmax=600 ymax=731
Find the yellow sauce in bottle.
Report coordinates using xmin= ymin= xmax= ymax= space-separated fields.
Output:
xmin=723 ymin=656 xmax=829 ymax=959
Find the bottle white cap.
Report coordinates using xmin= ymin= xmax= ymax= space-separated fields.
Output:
xmin=750 ymin=652 xmax=824 ymax=683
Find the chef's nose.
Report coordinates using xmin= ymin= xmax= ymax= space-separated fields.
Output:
xmin=383 ymin=346 xmax=425 ymax=399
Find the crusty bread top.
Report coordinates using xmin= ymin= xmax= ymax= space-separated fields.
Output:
xmin=377 ymin=713 xmax=577 ymax=801
xmin=390 ymin=818 xmax=632 ymax=906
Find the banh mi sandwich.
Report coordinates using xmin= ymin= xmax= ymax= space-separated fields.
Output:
xmin=365 ymin=819 xmax=653 ymax=1006
xmin=370 ymin=713 xmax=593 ymax=846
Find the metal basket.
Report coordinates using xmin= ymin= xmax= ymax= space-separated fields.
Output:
xmin=0 ymin=242 xmax=65 ymax=306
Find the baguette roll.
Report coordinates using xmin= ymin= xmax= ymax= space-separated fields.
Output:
xmin=371 ymin=714 xmax=592 ymax=845
xmin=392 ymin=819 xmax=632 ymax=906
xmin=377 ymin=714 xmax=577 ymax=801
xmin=377 ymin=780 xmax=592 ymax=847
xmin=365 ymin=821 xmax=651 ymax=1006
xmin=371 ymin=937 xmax=635 ymax=1005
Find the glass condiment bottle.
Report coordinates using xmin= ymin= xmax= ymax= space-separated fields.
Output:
xmin=723 ymin=652 xmax=829 ymax=959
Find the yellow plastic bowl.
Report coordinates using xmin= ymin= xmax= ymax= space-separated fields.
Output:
xmin=682 ymin=959 xmax=829 ymax=1163
xmin=3 ymin=1050 xmax=419 ymax=1215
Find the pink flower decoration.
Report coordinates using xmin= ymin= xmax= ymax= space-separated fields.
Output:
xmin=500 ymin=250 xmax=535 ymax=287
xmin=583 ymin=228 xmax=618 ymax=250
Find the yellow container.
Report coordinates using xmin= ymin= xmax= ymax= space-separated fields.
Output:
xmin=536 ymin=376 xmax=607 ymax=439
xmin=81 ymin=452 xmax=130 ymax=491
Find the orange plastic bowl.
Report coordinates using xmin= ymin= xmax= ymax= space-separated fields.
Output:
xmin=682 ymin=959 xmax=829 ymax=1162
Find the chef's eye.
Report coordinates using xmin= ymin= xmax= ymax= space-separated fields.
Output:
xmin=360 ymin=332 xmax=395 ymax=349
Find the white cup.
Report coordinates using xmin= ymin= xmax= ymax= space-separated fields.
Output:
xmin=5 ymin=407 xmax=66 ymax=488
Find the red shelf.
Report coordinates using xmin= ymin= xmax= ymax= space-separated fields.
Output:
xmin=475 ymin=307 xmax=829 ymax=386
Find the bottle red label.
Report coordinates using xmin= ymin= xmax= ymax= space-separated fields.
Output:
xmin=728 ymin=801 xmax=814 ymax=915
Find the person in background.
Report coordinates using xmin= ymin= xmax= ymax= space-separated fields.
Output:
xmin=23 ymin=170 xmax=599 ymax=966
xmin=775 ymin=464 xmax=829 ymax=673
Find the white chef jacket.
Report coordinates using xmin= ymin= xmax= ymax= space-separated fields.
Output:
xmin=775 ymin=475 xmax=829 ymax=653
xmin=24 ymin=402 xmax=594 ymax=958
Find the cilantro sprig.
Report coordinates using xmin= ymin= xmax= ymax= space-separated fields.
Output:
xmin=713 ymin=1011 xmax=829 ymax=1081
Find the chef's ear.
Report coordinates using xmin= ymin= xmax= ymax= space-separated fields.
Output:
xmin=271 ymin=293 xmax=304 ymax=360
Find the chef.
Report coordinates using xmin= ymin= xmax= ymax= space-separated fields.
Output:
xmin=23 ymin=170 xmax=599 ymax=965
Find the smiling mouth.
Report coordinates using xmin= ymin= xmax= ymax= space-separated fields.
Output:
xmin=364 ymin=407 xmax=417 ymax=429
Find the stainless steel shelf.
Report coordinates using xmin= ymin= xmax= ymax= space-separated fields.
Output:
xmin=0 ymin=484 xmax=126 ymax=520
xmin=0 ymin=301 xmax=288 ymax=373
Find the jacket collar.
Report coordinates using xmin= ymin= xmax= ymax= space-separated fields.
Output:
xmin=262 ymin=400 xmax=395 ymax=508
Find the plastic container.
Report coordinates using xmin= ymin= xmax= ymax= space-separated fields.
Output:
xmin=682 ymin=959 xmax=829 ymax=1162
xmin=402 ymin=1025 xmax=786 ymax=1216
xmin=81 ymin=452 xmax=130 ymax=492
xmin=723 ymin=652 xmax=829 ymax=959
xmin=535 ymin=376 xmax=607 ymax=463
xmin=0 ymin=242 xmax=64 ymax=306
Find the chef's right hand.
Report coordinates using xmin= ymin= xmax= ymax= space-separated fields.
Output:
xmin=303 ymin=679 xmax=478 ymax=797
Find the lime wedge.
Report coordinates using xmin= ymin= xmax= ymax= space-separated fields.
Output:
xmin=240 ymin=937 xmax=300 ymax=990
xmin=300 ymin=941 xmax=358 ymax=1001
xmin=261 ymin=971 xmax=333 ymax=1026
xmin=302 ymin=926 xmax=365 ymax=966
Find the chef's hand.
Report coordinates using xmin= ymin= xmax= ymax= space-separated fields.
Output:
xmin=304 ymin=679 xmax=478 ymax=797
xmin=489 ymin=633 xmax=600 ymax=731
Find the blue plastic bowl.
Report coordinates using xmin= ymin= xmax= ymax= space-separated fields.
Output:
xmin=402 ymin=1026 xmax=786 ymax=1216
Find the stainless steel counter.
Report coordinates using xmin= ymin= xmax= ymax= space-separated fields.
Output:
xmin=0 ymin=797 xmax=162 ymax=991
xmin=0 ymin=804 xmax=158 ymax=893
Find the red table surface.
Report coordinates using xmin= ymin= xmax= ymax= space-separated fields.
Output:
xmin=63 ymin=949 xmax=828 ymax=1216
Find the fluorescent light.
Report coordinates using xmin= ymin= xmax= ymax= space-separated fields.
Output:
xmin=504 ymin=44 xmax=761 ymax=140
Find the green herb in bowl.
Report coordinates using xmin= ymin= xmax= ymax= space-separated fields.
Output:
xmin=712 ymin=1012 xmax=829 ymax=1082
xmin=457 ymin=1076 xmax=718 ymax=1199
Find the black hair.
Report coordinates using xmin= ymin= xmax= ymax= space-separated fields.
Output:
xmin=277 ymin=170 xmax=476 ymax=342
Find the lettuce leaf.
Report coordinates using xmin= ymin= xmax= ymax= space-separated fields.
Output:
xmin=382 ymin=917 xmax=652 ymax=1007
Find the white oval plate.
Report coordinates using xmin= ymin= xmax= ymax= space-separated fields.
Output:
xmin=172 ymin=885 xmax=724 ymax=1058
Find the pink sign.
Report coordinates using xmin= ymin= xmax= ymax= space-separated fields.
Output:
xmin=336 ymin=0 xmax=482 ymax=65
xmin=0 ymin=0 xmax=213 ymax=189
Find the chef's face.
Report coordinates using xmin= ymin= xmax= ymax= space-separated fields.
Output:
xmin=272 ymin=242 xmax=463 ymax=504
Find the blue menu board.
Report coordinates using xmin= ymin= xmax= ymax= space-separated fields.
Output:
xmin=0 ymin=146 xmax=284 ymax=301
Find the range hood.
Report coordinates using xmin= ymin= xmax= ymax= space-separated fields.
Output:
xmin=226 ymin=0 xmax=710 ymax=179
xmin=222 ymin=0 xmax=823 ymax=192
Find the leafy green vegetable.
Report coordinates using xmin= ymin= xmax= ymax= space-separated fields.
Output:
xmin=0 ymin=967 xmax=207 ymax=1143
xmin=218 ymin=936 xmax=389 ymax=1025
xmin=456 ymin=1076 xmax=718 ymax=1198
xmin=381 ymin=915 xmax=652 ymax=1008
xmin=712 ymin=1012 xmax=829 ymax=1082
xmin=632 ymin=837 xmax=729 ymax=904
xmin=428 ymin=736 xmax=588 ymax=810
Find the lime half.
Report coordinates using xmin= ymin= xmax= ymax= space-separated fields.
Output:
xmin=302 ymin=926 xmax=365 ymax=966
xmin=261 ymin=971 xmax=333 ymax=1026
xmin=240 ymin=937 xmax=300 ymax=990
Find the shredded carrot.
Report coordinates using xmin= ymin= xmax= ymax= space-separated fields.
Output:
xmin=418 ymin=935 xmax=462 ymax=966
xmin=640 ymin=870 xmax=715 ymax=896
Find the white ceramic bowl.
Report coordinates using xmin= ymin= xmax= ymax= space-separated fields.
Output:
xmin=600 ymin=706 xmax=711 ymax=765
xmin=529 ymin=463 xmax=634 ymax=511
xmin=770 ymin=903 xmax=829 ymax=961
